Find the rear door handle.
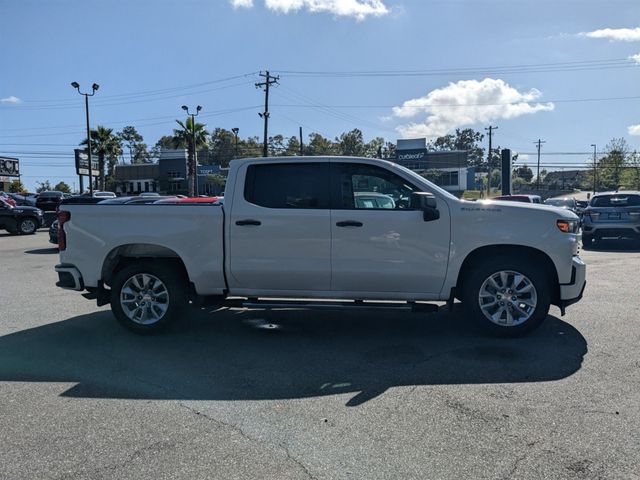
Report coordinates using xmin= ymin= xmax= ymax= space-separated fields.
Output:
xmin=235 ymin=219 xmax=261 ymax=226
xmin=336 ymin=221 xmax=363 ymax=227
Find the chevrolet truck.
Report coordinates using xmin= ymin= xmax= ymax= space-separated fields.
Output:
xmin=54 ymin=157 xmax=586 ymax=337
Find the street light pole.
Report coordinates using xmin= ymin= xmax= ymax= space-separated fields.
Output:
xmin=181 ymin=105 xmax=202 ymax=197
xmin=591 ymin=144 xmax=597 ymax=195
xmin=232 ymin=128 xmax=239 ymax=159
xmin=71 ymin=82 xmax=99 ymax=195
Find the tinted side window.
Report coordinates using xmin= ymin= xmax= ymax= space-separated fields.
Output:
xmin=331 ymin=163 xmax=418 ymax=210
xmin=244 ymin=163 xmax=330 ymax=209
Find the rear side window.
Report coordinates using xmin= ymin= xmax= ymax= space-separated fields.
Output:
xmin=244 ymin=163 xmax=330 ymax=209
xmin=591 ymin=194 xmax=640 ymax=207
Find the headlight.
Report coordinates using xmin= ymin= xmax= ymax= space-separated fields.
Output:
xmin=556 ymin=219 xmax=579 ymax=233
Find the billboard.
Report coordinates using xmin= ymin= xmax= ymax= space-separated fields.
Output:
xmin=0 ymin=157 xmax=20 ymax=177
xmin=74 ymin=149 xmax=100 ymax=177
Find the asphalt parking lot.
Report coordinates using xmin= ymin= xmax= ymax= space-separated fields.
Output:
xmin=1 ymin=232 xmax=640 ymax=480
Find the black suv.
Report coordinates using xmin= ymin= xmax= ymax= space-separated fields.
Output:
xmin=35 ymin=191 xmax=64 ymax=211
xmin=0 ymin=198 xmax=44 ymax=234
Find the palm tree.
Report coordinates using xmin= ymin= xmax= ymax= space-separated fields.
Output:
xmin=172 ymin=117 xmax=208 ymax=196
xmin=80 ymin=125 xmax=122 ymax=190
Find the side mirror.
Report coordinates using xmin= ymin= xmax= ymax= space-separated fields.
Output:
xmin=410 ymin=192 xmax=440 ymax=222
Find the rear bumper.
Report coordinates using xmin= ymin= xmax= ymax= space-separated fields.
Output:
xmin=54 ymin=264 xmax=84 ymax=291
xmin=558 ymin=256 xmax=586 ymax=314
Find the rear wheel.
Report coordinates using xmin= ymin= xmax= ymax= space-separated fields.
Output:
xmin=18 ymin=217 xmax=38 ymax=235
xmin=462 ymin=257 xmax=551 ymax=337
xmin=110 ymin=261 xmax=187 ymax=334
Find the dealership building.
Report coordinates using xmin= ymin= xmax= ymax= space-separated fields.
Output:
xmin=0 ymin=156 xmax=20 ymax=191
xmin=394 ymin=138 xmax=474 ymax=192
xmin=114 ymin=149 xmax=224 ymax=196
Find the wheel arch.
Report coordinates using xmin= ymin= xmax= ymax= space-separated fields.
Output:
xmin=101 ymin=243 xmax=190 ymax=287
xmin=455 ymin=244 xmax=560 ymax=305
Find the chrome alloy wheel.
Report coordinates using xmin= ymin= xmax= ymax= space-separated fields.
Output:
xmin=120 ymin=273 xmax=170 ymax=325
xmin=478 ymin=270 xmax=537 ymax=327
xmin=20 ymin=218 xmax=37 ymax=234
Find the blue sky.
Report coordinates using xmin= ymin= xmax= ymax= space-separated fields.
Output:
xmin=1 ymin=0 xmax=639 ymax=191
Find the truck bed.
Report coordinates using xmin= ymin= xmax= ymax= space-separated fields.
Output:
xmin=60 ymin=204 xmax=226 ymax=295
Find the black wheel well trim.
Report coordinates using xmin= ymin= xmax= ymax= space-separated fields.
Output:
xmin=455 ymin=244 xmax=560 ymax=305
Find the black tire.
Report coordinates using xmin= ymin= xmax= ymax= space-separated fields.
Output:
xmin=18 ymin=217 xmax=38 ymax=235
xmin=110 ymin=260 xmax=188 ymax=334
xmin=461 ymin=257 xmax=551 ymax=337
xmin=581 ymin=233 xmax=595 ymax=250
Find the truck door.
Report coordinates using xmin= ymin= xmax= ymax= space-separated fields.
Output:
xmin=228 ymin=161 xmax=332 ymax=293
xmin=330 ymin=161 xmax=450 ymax=297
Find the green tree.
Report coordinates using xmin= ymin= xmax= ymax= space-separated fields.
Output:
xmin=35 ymin=180 xmax=52 ymax=193
xmin=285 ymin=136 xmax=301 ymax=156
xmin=7 ymin=179 xmax=25 ymax=192
xmin=514 ymin=164 xmax=533 ymax=183
xmin=337 ymin=129 xmax=365 ymax=156
xmin=208 ymin=128 xmax=235 ymax=166
xmin=54 ymin=181 xmax=71 ymax=194
xmin=150 ymin=135 xmax=175 ymax=161
xmin=80 ymin=125 xmax=123 ymax=190
xmin=430 ymin=128 xmax=485 ymax=168
xmin=117 ymin=126 xmax=151 ymax=164
xmin=173 ymin=117 xmax=209 ymax=196
xmin=597 ymin=138 xmax=629 ymax=190
xmin=364 ymin=137 xmax=385 ymax=158
xmin=305 ymin=133 xmax=335 ymax=156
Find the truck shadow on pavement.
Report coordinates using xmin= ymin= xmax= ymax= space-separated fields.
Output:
xmin=0 ymin=306 xmax=587 ymax=406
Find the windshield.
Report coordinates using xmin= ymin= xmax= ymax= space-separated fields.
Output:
xmin=591 ymin=194 xmax=640 ymax=207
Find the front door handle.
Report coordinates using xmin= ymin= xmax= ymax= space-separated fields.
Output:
xmin=235 ymin=219 xmax=261 ymax=226
xmin=336 ymin=220 xmax=363 ymax=227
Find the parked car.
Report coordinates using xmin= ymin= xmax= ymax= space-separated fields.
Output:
xmin=153 ymin=196 xmax=221 ymax=205
xmin=582 ymin=191 xmax=640 ymax=246
xmin=544 ymin=197 xmax=580 ymax=216
xmin=93 ymin=191 xmax=116 ymax=198
xmin=138 ymin=192 xmax=161 ymax=198
xmin=0 ymin=191 xmax=17 ymax=207
xmin=55 ymin=156 xmax=585 ymax=337
xmin=492 ymin=194 xmax=542 ymax=204
xmin=49 ymin=219 xmax=59 ymax=245
xmin=35 ymin=191 xmax=65 ymax=211
xmin=0 ymin=197 xmax=45 ymax=234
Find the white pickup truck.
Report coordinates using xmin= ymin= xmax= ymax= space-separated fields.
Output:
xmin=55 ymin=156 xmax=586 ymax=336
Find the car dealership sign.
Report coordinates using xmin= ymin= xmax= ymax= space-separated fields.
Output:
xmin=74 ymin=149 xmax=100 ymax=177
xmin=0 ymin=156 xmax=20 ymax=177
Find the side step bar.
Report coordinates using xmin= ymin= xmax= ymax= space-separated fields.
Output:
xmin=216 ymin=298 xmax=439 ymax=313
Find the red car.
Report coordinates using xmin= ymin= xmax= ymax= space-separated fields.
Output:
xmin=0 ymin=192 xmax=17 ymax=207
xmin=153 ymin=196 xmax=221 ymax=205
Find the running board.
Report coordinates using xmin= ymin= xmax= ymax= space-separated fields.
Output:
xmin=219 ymin=298 xmax=439 ymax=313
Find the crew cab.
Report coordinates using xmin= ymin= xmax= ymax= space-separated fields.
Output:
xmin=0 ymin=197 xmax=44 ymax=234
xmin=54 ymin=157 xmax=586 ymax=337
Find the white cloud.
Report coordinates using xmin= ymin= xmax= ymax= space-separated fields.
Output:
xmin=1 ymin=95 xmax=21 ymax=104
xmin=392 ymin=78 xmax=554 ymax=138
xmin=264 ymin=0 xmax=389 ymax=19
xmin=230 ymin=0 xmax=253 ymax=7
xmin=580 ymin=27 xmax=640 ymax=42
xmin=629 ymin=53 xmax=640 ymax=64
xmin=628 ymin=124 xmax=640 ymax=136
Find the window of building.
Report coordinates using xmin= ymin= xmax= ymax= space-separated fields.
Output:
xmin=244 ymin=163 xmax=330 ymax=209
xmin=144 ymin=181 xmax=149 ymax=192
xmin=332 ymin=163 xmax=418 ymax=210
xmin=137 ymin=182 xmax=142 ymax=193
xmin=169 ymin=182 xmax=180 ymax=192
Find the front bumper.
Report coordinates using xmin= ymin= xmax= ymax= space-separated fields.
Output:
xmin=558 ymin=256 xmax=586 ymax=314
xmin=54 ymin=264 xmax=84 ymax=291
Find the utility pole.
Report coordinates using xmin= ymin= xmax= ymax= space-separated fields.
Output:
xmin=181 ymin=105 xmax=202 ymax=197
xmin=591 ymin=144 xmax=597 ymax=195
xmin=71 ymin=82 xmax=99 ymax=195
xmin=299 ymin=127 xmax=303 ymax=156
xmin=256 ymin=71 xmax=279 ymax=157
xmin=485 ymin=126 xmax=498 ymax=194
xmin=534 ymin=139 xmax=546 ymax=190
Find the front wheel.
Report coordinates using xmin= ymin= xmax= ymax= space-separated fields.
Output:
xmin=462 ymin=258 xmax=551 ymax=337
xmin=18 ymin=217 xmax=38 ymax=235
xmin=110 ymin=261 xmax=187 ymax=334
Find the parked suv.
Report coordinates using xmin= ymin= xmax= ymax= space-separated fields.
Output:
xmin=582 ymin=192 xmax=640 ymax=246
xmin=35 ymin=191 xmax=64 ymax=211
xmin=0 ymin=197 xmax=44 ymax=234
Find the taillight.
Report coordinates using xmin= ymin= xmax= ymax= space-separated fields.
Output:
xmin=57 ymin=210 xmax=71 ymax=251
